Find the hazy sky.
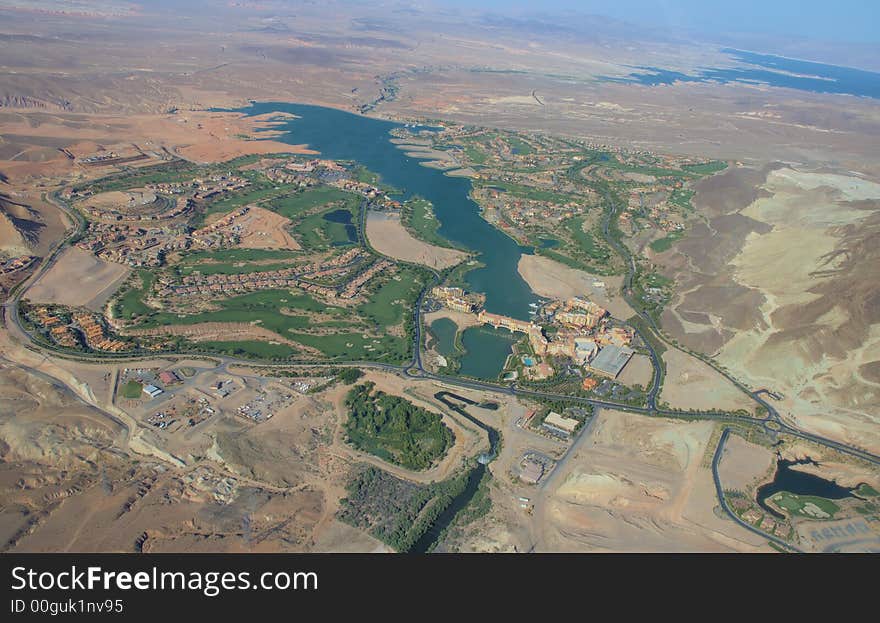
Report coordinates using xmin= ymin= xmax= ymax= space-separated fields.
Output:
xmin=442 ymin=0 xmax=880 ymax=44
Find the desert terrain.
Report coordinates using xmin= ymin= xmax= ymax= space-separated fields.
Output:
xmin=234 ymin=206 xmax=301 ymax=250
xmin=658 ymin=165 xmax=880 ymax=452
xmin=532 ymin=410 xmax=769 ymax=552
xmin=617 ymin=353 xmax=654 ymax=389
xmin=26 ymin=246 xmax=131 ymax=311
xmin=0 ymin=346 xmax=442 ymax=552
xmin=0 ymin=359 xmax=335 ymax=553
xmin=660 ymin=348 xmax=756 ymax=413
xmin=716 ymin=434 xmax=776 ymax=492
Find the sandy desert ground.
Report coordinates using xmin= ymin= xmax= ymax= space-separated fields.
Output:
xmin=517 ymin=253 xmax=632 ymax=318
xmin=234 ymin=206 xmax=301 ymax=250
xmin=0 ymin=110 xmax=310 ymax=185
xmin=0 ymin=361 xmax=327 ymax=553
xmin=0 ymin=353 xmax=433 ymax=552
xmin=366 ymin=210 xmax=468 ymax=270
xmin=715 ymin=434 xmax=776 ymax=492
xmin=660 ymin=348 xmax=756 ymax=413
xmin=25 ymin=246 xmax=130 ymax=311
xmin=617 ymin=353 xmax=654 ymax=388
xmin=535 ymin=410 xmax=770 ymax=552
xmin=0 ymin=189 xmax=70 ymax=258
xmin=124 ymin=321 xmax=312 ymax=354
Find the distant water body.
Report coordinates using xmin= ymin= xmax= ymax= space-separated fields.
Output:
xmin=236 ymin=101 xmax=539 ymax=321
xmin=607 ymin=49 xmax=880 ymax=99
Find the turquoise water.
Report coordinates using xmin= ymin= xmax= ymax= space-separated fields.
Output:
xmin=238 ymin=102 xmax=539 ymax=321
xmin=458 ymin=326 xmax=519 ymax=380
xmin=608 ymin=49 xmax=880 ymax=100
xmin=523 ymin=356 xmax=535 ymax=366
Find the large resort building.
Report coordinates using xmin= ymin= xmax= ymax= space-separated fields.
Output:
xmin=431 ymin=286 xmax=485 ymax=314
xmin=431 ymin=285 xmax=636 ymax=381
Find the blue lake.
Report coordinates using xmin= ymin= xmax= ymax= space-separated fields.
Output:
xmin=429 ymin=317 xmax=458 ymax=358
xmin=756 ymin=458 xmax=859 ymax=520
xmin=458 ymin=326 xmax=519 ymax=380
xmin=607 ymin=49 xmax=880 ymax=100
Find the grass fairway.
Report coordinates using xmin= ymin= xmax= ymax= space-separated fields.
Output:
xmin=649 ymin=229 xmax=685 ymax=253
xmin=198 ymin=340 xmax=299 ymax=360
xmin=682 ymin=161 xmax=728 ymax=175
xmin=539 ymin=215 xmax=612 ymax=272
xmin=358 ymin=267 xmax=424 ymax=327
xmin=177 ymin=248 xmax=301 ymax=277
xmin=180 ymin=248 xmax=300 ymax=263
xmin=268 ymin=186 xmax=354 ymax=220
xmin=772 ymin=492 xmax=840 ymax=519
xmin=122 ymin=380 xmax=143 ymax=399
xmin=198 ymin=174 xmax=294 ymax=222
xmin=135 ymin=287 xmax=409 ymax=363
xmin=563 ymin=217 xmax=610 ymax=261
xmin=115 ymin=270 xmax=155 ymax=320
xmin=293 ymin=203 xmax=360 ymax=250
xmin=856 ymin=484 xmax=880 ymax=498
xmin=668 ymin=187 xmax=695 ymax=211
xmin=139 ymin=289 xmax=345 ymax=336
xmin=403 ymin=198 xmax=457 ymax=249
xmin=288 ymin=331 xmax=408 ymax=362
xmin=483 ymin=180 xmax=579 ymax=204
xmin=506 ymin=136 xmax=534 ymax=155
xmin=464 ymin=146 xmax=488 ymax=165
xmin=178 ymin=260 xmax=294 ymax=277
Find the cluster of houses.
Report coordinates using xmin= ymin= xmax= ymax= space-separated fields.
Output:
xmin=76 ymin=221 xmax=190 ymax=267
xmin=156 ymin=248 xmax=371 ymax=301
xmin=159 ymin=264 xmax=350 ymax=299
xmin=76 ymin=204 xmax=261 ymax=268
xmin=81 ymin=195 xmax=191 ymax=223
xmin=72 ymin=312 xmax=129 ymax=352
xmin=32 ymin=308 xmax=78 ymax=348
xmin=190 ymin=206 xmax=249 ymax=246
xmin=340 ymin=259 xmax=392 ymax=299
xmin=148 ymin=174 xmax=249 ymax=201
xmin=480 ymin=187 xmax=595 ymax=231
xmin=0 ymin=255 xmax=36 ymax=274
xmin=619 ymin=186 xmax=687 ymax=237
xmin=29 ymin=306 xmax=133 ymax=352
